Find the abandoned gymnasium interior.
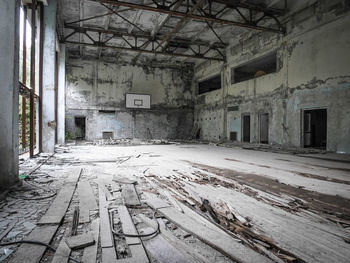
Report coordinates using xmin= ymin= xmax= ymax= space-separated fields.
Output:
xmin=0 ymin=0 xmax=350 ymax=262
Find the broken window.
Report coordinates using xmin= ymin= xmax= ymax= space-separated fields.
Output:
xmin=198 ymin=74 xmax=221 ymax=95
xmin=231 ymin=51 xmax=277 ymax=84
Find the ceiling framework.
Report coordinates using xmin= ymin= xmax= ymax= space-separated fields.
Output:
xmin=60 ymin=0 xmax=286 ymax=62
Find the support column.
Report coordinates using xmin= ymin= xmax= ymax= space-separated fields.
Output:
xmin=0 ymin=0 xmax=20 ymax=189
xmin=57 ymin=44 xmax=66 ymax=144
xmin=42 ymin=0 xmax=57 ymax=152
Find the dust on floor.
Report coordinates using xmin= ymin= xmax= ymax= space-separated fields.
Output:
xmin=0 ymin=142 xmax=349 ymax=263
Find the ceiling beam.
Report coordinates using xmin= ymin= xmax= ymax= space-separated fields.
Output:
xmin=64 ymin=40 xmax=224 ymax=61
xmin=91 ymin=0 xmax=284 ymax=33
xmin=155 ymin=0 xmax=206 ymax=51
xmin=64 ymin=24 xmax=226 ymax=48
xmin=211 ymin=0 xmax=285 ymax=15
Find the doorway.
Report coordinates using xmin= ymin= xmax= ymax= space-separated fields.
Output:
xmin=74 ymin=116 xmax=86 ymax=140
xmin=303 ymin=109 xmax=327 ymax=149
xmin=242 ymin=115 xmax=250 ymax=142
xmin=259 ymin=113 xmax=269 ymax=144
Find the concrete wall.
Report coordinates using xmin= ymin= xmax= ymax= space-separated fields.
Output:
xmin=193 ymin=2 xmax=350 ymax=153
xmin=0 ymin=0 xmax=20 ymax=190
xmin=65 ymin=59 xmax=194 ymax=140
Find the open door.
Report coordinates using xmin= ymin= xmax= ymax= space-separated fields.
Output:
xmin=259 ymin=113 xmax=269 ymax=144
xmin=242 ymin=115 xmax=250 ymax=142
xmin=74 ymin=116 xmax=86 ymax=140
xmin=304 ymin=109 xmax=327 ymax=149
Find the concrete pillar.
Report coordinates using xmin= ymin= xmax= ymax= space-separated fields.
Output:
xmin=57 ymin=44 xmax=66 ymax=144
xmin=0 ymin=0 xmax=20 ymax=190
xmin=42 ymin=0 xmax=57 ymax=152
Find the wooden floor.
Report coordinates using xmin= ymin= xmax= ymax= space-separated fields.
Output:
xmin=1 ymin=142 xmax=350 ymax=263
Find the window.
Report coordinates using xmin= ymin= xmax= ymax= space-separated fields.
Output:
xmin=231 ymin=51 xmax=277 ymax=84
xmin=99 ymin=110 xmax=115 ymax=114
xmin=102 ymin=131 xmax=114 ymax=139
xmin=227 ymin=105 xmax=239 ymax=112
xmin=198 ymin=75 xmax=221 ymax=95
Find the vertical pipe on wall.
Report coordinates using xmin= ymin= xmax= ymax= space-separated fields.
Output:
xmin=21 ymin=6 xmax=27 ymax=150
xmin=29 ymin=0 xmax=37 ymax=157
xmin=38 ymin=2 xmax=44 ymax=153
xmin=57 ymin=44 xmax=66 ymax=144
xmin=55 ymin=52 xmax=58 ymax=143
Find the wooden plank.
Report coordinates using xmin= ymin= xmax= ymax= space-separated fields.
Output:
xmin=117 ymin=205 xmax=140 ymax=245
xmin=102 ymin=247 xmax=117 ymax=263
xmin=100 ymin=184 xmax=116 ymax=201
xmin=141 ymin=226 xmax=191 ymax=263
xmin=162 ymin=190 xmax=184 ymax=213
xmin=129 ymin=244 xmax=149 ymax=263
xmin=116 ymin=244 xmax=149 ymax=263
xmin=167 ymin=187 xmax=195 ymax=206
xmin=113 ymin=175 xmax=137 ymax=184
xmin=143 ymin=177 xmax=183 ymax=212
xmin=158 ymin=206 xmax=273 ymax=263
xmin=51 ymin=238 xmax=71 ymax=263
xmin=0 ymin=221 xmax=16 ymax=241
xmin=139 ymin=215 xmax=207 ymax=263
xmin=65 ymin=233 xmax=95 ymax=250
xmin=99 ymin=187 xmax=114 ymax=248
xmin=38 ymin=168 xmax=81 ymax=224
xmin=121 ymin=184 xmax=141 ymax=206
xmin=82 ymin=219 xmax=100 ymax=263
xmin=7 ymin=225 xmax=59 ymax=263
xmin=77 ymin=181 xmax=98 ymax=223
xmin=143 ymin=192 xmax=171 ymax=210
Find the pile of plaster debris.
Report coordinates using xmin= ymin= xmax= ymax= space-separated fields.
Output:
xmin=93 ymin=138 xmax=174 ymax=146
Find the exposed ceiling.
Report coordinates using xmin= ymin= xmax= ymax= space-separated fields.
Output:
xmin=58 ymin=0 xmax=288 ymax=66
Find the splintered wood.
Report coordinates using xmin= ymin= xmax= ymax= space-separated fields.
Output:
xmin=146 ymin=195 xmax=272 ymax=263
xmin=82 ymin=219 xmax=100 ymax=263
xmin=99 ymin=188 xmax=117 ymax=262
xmin=117 ymin=205 xmax=149 ymax=263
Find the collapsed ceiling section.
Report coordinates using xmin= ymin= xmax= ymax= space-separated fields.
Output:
xmin=58 ymin=0 xmax=286 ymax=65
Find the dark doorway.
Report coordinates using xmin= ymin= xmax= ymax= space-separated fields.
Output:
xmin=242 ymin=115 xmax=250 ymax=142
xmin=74 ymin=116 xmax=86 ymax=140
xmin=230 ymin=132 xmax=237 ymax=141
xmin=304 ymin=109 xmax=327 ymax=149
xmin=259 ymin=113 xmax=269 ymax=144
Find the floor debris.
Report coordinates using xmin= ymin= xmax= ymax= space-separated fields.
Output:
xmin=1 ymin=143 xmax=349 ymax=263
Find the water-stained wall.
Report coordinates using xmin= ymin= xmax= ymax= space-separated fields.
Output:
xmin=193 ymin=1 xmax=350 ymax=153
xmin=65 ymin=60 xmax=194 ymax=140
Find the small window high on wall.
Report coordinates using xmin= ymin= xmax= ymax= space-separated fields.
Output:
xmin=198 ymin=75 xmax=221 ymax=95
xmin=231 ymin=51 xmax=277 ymax=84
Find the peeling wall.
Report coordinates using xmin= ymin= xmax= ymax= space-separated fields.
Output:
xmin=193 ymin=3 xmax=350 ymax=153
xmin=65 ymin=59 xmax=194 ymax=140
